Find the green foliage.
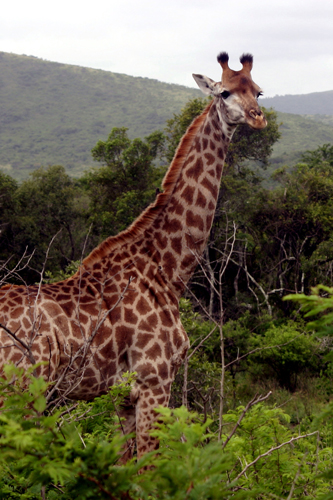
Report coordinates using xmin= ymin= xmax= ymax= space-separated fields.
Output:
xmin=225 ymin=107 xmax=280 ymax=172
xmin=285 ymin=285 xmax=333 ymax=337
xmin=250 ymin=322 xmax=320 ymax=391
xmin=301 ymin=143 xmax=333 ymax=168
xmin=43 ymin=260 xmax=81 ymax=284
xmin=164 ymin=100 xmax=280 ymax=174
xmin=147 ymin=406 xmax=247 ymax=500
xmin=164 ymin=97 xmax=210 ymax=162
xmin=0 ymin=365 xmax=145 ymax=499
xmin=222 ymin=403 xmax=332 ymax=499
xmin=1 ymin=365 xmax=333 ymax=499
xmin=283 ymin=286 xmax=333 ymax=498
xmin=0 ymin=171 xmax=18 ymax=261
xmin=83 ymin=127 xmax=165 ymax=237
xmin=1 ymin=165 xmax=91 ymax=283
xmin=266 ymin=111 xmax=333 ymax=176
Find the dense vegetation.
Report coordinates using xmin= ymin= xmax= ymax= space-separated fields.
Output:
xmin=2 ymin=96 xmax=333 ymax=497
xmin=1 ymin=52 xmax=333 ymax=180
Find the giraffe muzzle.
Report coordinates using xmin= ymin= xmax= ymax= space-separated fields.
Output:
xmin=248 ymin=109 xmax=267 ymax=129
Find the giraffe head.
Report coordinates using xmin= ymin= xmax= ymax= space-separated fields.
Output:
xmin=193 ymin=52 xmax=267 ymax=130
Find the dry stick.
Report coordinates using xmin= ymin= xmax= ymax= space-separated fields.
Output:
xmin=188 ymin=325 xmax=218 ymax=361
xmin=58 ymin=399 xmax=87 ymax=449
xmin=224 ymin=334 xmax=304 ymax=370
xmin=286 ymin=451 xmax=308 ymax=500
xmin=0 ymin=322 xmax=36 ymax=365
xmin=0 ymin=247 xmax=35 ymax=286
xmin=50 ymin=274 xmax=135 ymax=459
xmin=179 ymin=271 xmax=218 ymax=408
xmin=77 ymin=473 xmax=121 ymax=500
xmin=218 ymin=299 xmax=225 ymax=442
xmin=4 ymin=235 xmax=61 ymax=377
xmin=234 ymin=431 xmax=319 ymax=482
xmin=180 ymin=290 xmax=218 ymax=407
xmin=182 ymin=356 xmax=189 ymax=407
xmin=218 ymin=222 xmax=236 ymax=440
xmin=46 ymin=276 xmax=134 ymax=407
xmin=233 ymin=250 xmax=273 ymax=316
xmin=190 ymin=382 xmax=215 ymax=423
xmin=57 ymin=403 xmax=80 ymax=419
xmin=222 ymin=391 xmax=272 ymax=451
xmin=218 ymin=264 xmax=225 ymax=441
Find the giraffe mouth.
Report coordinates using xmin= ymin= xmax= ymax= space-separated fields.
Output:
xmin=247 ymin=109 xmax=267 ymax=129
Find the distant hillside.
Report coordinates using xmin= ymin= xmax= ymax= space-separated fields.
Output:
xmin=270 ymin=112 xmax=333 ymax=167
xmin=0 ymin=52 xmax=333 ymax=181
xmin=260 ymin=91 xmax=333 ymax=115
xmin=0 ymin=52 xmax=200 ymax=180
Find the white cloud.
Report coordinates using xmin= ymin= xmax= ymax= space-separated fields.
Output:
xmin=1 ymin=0 xmax=333 ymax=96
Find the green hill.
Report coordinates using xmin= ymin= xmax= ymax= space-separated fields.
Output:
xmin=270 ymin=111 xmax=333 ymax=167
xmin=260 ymin=91 xmax=333 ymax=115
xmin=0 ymin=52 xmax=201 ymax=180
xmin=1 ymin=52 xmax=333 ymax=181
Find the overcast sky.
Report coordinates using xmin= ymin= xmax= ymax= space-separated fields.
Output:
xmin=2 ymin=0 xmax=333 ymax=98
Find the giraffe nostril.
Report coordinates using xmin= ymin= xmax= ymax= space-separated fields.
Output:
xmin=249 ymin=109 xmax=262 ymax=119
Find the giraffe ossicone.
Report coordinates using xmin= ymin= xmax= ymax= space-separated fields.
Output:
xmin=0 ymin=52 xmax=266 ymax=460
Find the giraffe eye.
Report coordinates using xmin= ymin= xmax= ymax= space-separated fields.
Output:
xmin=221 ymin=90 xmax=231 ymax=99
xmin=257 ymin=92 xmax=263 ymax=99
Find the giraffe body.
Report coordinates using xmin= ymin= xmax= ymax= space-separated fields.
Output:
xmin=0 ymin=52 xmax=266 ymax=459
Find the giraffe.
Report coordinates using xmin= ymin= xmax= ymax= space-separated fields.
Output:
xmin=0 ymin=52 xmax=266 ymax=460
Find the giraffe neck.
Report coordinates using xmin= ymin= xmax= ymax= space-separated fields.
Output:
xmin=147 ymin=99 xmax=236 ymax=295
xmin=81 ymin=99 xmax=236 ymax=299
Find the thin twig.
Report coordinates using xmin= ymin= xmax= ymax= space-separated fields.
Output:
xmin=222 ymin=392 xmax=272 ymax=450
xmin=234 ymin=431 xmax=319 ymax=482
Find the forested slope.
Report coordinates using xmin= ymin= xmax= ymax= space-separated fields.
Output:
xmin=0 ymin=52 xmax=200 ymax=179
xmin=1 ymin=52 xmax=333 ymax=180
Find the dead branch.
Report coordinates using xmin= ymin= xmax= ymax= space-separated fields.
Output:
xmin=0 ymin=322 xmax=36 ymax=365
xmin=222 ymin=392 xmax=272 ymax=450
xmin=234 ymin=430 xmax=319 ymax=482
xmin=188 ymin=324 xmax=218 ymax=361
xmin=224 ymin=334 xmax=304 ymax=370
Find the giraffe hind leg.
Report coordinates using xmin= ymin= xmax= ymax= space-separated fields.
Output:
xmin=135 ymin=385 xmax=170 ymax=460
xmin=117 ymin=397 xmax=137 ymax=463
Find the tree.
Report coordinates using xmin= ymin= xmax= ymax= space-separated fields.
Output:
xmin=164 ymin=98 xmax=280 ymax=172
xmin=84 ymin=127 xmax=166 ymax=238
xmin=225 ymin=107 xmax=280 ymax=173
xmin=187 ymin=142 xmax=333 ymax=321
xmin=9 ymin=165 xmax=89 ymax=281
xmin=164 ymin=98 xmax=209 ymax=162
xmin=301 ymin=143 xmax=333 ymax=168
xmin=0 ymin=171 xmax=18 ymax=263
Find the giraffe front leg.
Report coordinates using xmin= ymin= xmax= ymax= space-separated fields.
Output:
xmin=135 ymin=384 xmax=170 ymax=459
xmin=117 ymin=396 xmax=137 ymax=464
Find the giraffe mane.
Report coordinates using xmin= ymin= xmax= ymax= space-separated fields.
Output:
xmin=80 ymin=100 xmax=214 ymax=269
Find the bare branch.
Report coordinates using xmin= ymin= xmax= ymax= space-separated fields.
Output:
xmin=234 ymin=431 xmax=319 ymax=482
xmin=187 ymin=324 xmax=218 ymax=361
xmin=0 ymin=322 xmax=36 ymax=365
xmin=222 ymin=392 xmax=272 ymax=450
xmin=224 ymin=334 xmax=303 ymax=370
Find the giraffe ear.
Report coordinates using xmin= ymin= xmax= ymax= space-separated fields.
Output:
xmin=192 ymin=74 xmax=216 ymax=96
